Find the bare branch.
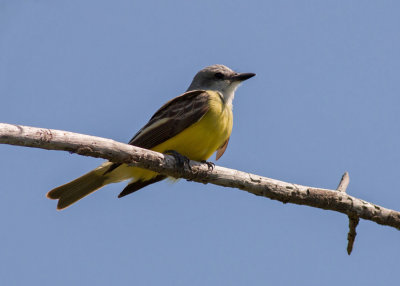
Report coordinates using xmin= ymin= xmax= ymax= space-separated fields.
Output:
xmin=1 ymin=123 xmax=400 ymax=236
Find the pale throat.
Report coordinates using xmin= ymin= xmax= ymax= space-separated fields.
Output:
xmin=220 ymin=82 xmax=240 ymax=106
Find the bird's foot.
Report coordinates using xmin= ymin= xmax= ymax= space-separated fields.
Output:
xmin=164 ymin=150 xmax=192 ymax=171
xmin=201 ymin=160 xmax=215 ymax=171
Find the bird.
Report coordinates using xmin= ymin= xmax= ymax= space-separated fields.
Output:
xmin=47 ymin=64 xmax=255 ymax=210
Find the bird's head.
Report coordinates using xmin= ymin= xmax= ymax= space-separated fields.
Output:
xmin=187 ymin=64 xmax=255 ymax=104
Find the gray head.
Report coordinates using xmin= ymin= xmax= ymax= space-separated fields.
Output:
xmin=187 ymin=64 xmax=255 ymax=105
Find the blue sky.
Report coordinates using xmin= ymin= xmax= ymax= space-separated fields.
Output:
xmin=1 ymin=1 xmax=400 ymax=285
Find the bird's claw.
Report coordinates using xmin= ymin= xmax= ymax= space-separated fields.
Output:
xmin=201 ymin=160 xmax=215 ymax=171
xmin=165 ymin=150 xmax=192 ymax=171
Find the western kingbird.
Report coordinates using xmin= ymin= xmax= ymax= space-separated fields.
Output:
xmin=47 ymin=64 xmax=255 ymax=209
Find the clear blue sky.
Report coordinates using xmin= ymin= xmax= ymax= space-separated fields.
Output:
xmin=1 ymin=1 xmax=400 ymax=285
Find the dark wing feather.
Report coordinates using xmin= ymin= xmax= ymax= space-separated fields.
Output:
xmin=129 ymin=90 xmax=209 ymax=148
xmin=106 ymin=90 xmax=210 ymax=174
xmin=118 ymin=175 xmax=166 ymax=198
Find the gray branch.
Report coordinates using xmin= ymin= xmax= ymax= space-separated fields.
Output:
xmin=1 ymin=123 xmax=399 ymax=254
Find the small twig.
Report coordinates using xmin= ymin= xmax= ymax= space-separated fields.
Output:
xmin=347 ymin=215 xmax=360 ymax=255
xmin=337 ymin=172 xmax=350 ymax=192
xmin=335 ymin=172 xmax=359 ymax=255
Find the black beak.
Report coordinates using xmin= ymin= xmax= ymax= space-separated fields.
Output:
xmin=231 ymin=72 xmax=256 ymax=82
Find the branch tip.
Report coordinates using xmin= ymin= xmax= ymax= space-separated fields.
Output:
xmin=337 ymin=171 xmax=350 ymax=193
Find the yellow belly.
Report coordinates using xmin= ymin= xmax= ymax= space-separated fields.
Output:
xmin=107 ymin=90 xmax=233 ymax=183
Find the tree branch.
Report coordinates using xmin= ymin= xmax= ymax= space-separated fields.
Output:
xmin=1 ymin=123 xmax=399 ymax=253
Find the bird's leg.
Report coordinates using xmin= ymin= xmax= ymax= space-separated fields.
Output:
xmin=201 ymin=160 xmax=215 ymax=171
xmin=164 ymin=150 xmax=192 ymax=171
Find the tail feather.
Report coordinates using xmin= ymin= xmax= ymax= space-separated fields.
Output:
xmin=48 ymin=162 xmax=165 ymax=210
xmin=47 ymin=168 xmax=106 ymax=210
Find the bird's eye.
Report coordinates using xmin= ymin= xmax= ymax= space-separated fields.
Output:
xmin=214 ymin=72 xmax=224 ymax=80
